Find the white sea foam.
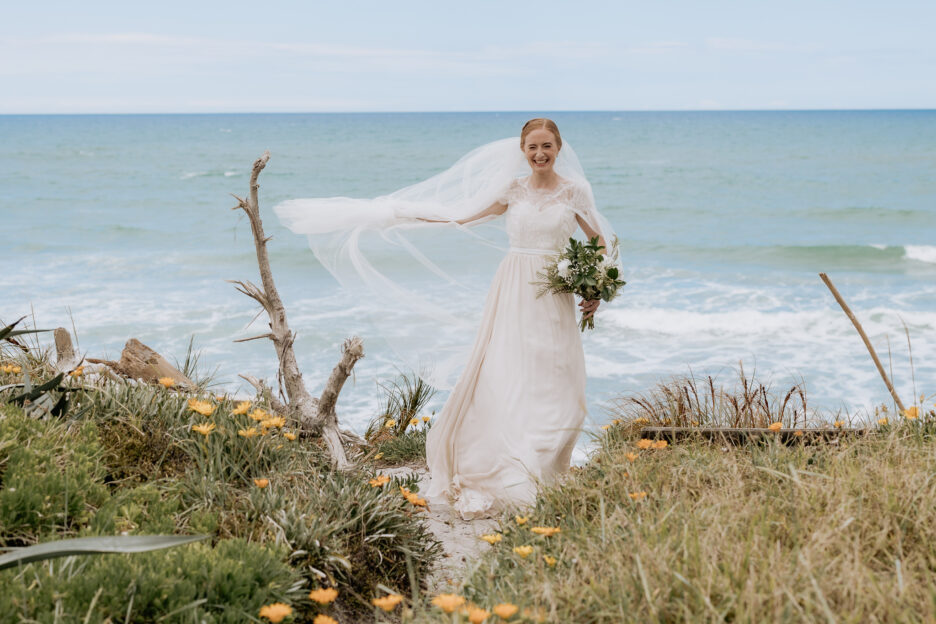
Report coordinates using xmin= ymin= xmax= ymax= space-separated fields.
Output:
xmin=223 ymin=171 xmax=239 ymax=177
xmin=905 ymin=245 xmax=936 ymax=264
xmin=181 ymin=171 xmax=207 ymax=179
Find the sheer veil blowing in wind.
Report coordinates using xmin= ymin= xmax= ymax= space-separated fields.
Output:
xmin=273 ymin=136 xmax=617 ymax=391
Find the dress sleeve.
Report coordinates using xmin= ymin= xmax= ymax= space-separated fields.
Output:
xmin=497 ymin=178 xmax=519 ymax=206
xmin=570 ymin=181 xmax=600 ymax=233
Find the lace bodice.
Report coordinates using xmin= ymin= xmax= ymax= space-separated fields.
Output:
xmin=500 ymin=176 xmax=585 ymax=251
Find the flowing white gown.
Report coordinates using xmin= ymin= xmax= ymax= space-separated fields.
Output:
xmin=424 ymin=175 xmax=590 ymax=520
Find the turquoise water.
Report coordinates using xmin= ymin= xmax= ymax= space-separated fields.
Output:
xmin=2 ymin=111 xmax=934 ymax=459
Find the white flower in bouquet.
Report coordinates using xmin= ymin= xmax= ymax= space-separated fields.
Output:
xmin=556 ymin=259 xmax=572 ymax=279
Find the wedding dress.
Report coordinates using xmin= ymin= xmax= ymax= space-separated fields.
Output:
xmin=273 ymin=137 xmax=617 ymax=521
xmin=423 ymin=176 xmax=592 ymax=520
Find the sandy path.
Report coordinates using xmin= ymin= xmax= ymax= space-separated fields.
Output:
xmin=377 ymin=465 xmax=500 ymax=594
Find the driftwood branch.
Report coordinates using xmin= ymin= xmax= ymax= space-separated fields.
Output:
xmin=820 ymin=273 xmax=906 ymax=412
xmin=231 ymin=151 xmax=364 ymax=470
xmin=238 ymin=374 xmax=287 ymax=414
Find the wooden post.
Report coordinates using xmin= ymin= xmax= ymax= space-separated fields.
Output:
xmin=819 ymin=273 xmax=906 ymax=413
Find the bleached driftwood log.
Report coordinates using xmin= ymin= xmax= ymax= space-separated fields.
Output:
xmin=230 ymin=151 xmax=364 ymax=470
xmin=87 ymin=338 xmax=194 ymax=388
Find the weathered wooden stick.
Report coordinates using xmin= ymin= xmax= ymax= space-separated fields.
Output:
xmin=231 ymin=152 xmax=363 ymax=470
xmin=819 ymin=273 xmax=906 ymax=412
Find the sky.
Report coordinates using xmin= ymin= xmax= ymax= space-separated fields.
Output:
xmin=2 ymin=0 xmax=935 ymax=114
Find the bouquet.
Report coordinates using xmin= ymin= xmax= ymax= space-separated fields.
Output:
xmin=534 ymin=236 xmax=626 ymax=331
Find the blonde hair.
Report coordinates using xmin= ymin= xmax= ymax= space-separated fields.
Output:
xmin=520 ymin=118 xmax=562 ymax=149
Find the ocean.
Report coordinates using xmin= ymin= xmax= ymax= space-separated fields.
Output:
xmin=2 ymin=111 xmax=934 ymax=461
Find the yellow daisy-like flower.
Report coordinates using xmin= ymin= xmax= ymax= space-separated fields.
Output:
xmin=493 ymin=603 xmax=519 ymax=619
xmin=258 ymin=602 xmax=292 ymax=623
xmin=12 ymin=365 xmax=21 ymax=374
xmin=833 ymin=420 xmax=845 ymax=428
xmin=384 ymin=419 xmax=396 ymax=429
xmin=878 ymin=417 xmax=889 ymax=426
xmin=369 ymin=474 xmax=390 ymax=487
xmin=409 ymin=417 xmax=419 ymax=427
xmin=191 ymin=422 xmax=216 ymax=436
xmin=232 ymin=400 xmax=251 ymax=415
xmin=238 ymin=427 xmax=259 ymax=438
xmin=157 ymin=376 xmax=175 ymax=388
xmin=399 ymin=485 xmax=427 ymax=507
xmin=422 ymin=415 xmax=431 ymax=422
xmin=187 ymin=398 xmax=216 ymax=417
xmin=768 ymin=422 xmax=783 ymax=431
xmin=514 ymin=515 xmax=528 ymax=525
xmin=467 ymin=606 xmax=491 ymax=623
xmin=248 ymin=408 xmax=268 ymax=422
xmin=530 ymin=526 xmax=561 ymax=537
xmin=600 ymin=424 xmax=611 ymax=430
xmin=308 ymin=587 xmax=338 ymax=604
xmin=636 ymin=439 xmax=653 ymax=449
xmin=625 ymin=452 xmax=638 ymax=462
xmin=652 ymin=440 xmax=668 ymax=449
xmin=371 ymin=593 xmax=404 ymax=611
xmin=374 ymin=452 xmax=384 ymax=460
xmin=432 ymin=594 xmax=465 ymax=613
xmin=629 ymin=491 xmax=648 ymax=501
xmin=480 ymin=533 xmax=503 ymax=544
xmin=513 ymin=545 xmax=534 ymax=558
xmin=69 ymin=365 xmax=84 ymax=378
xmin=313 ymin=615 xmax=337 ymax=624
xmin=262 ymin=416 xmax=286 ymax=429
xmin=543 ymin=554 xmax=557 ymax=566
xmin=903 ymin=406 xmax=919 ymax=419
xmin=253 ymin=478 xmax=269 ymax=488
xmin=793 ymin=430 xmax=804 ymax=437
xmin=283 ymin=432 xmax=297 ymax=441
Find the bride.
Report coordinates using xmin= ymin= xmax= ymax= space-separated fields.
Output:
xmin=274 ymin=118 xmax=617 ymax=520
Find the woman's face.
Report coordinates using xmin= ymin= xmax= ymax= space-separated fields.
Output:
xmin=522 ymin=128 xmax=559 ymax=174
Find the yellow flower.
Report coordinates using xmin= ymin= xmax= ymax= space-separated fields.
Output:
xmin=253 ymin=478 xmax=269 ymax=488
xmin=652 ymin=440 xmax=668 ymax=449
xmin=11 ymin=365 xmax=21 ymax=374
xmin=232 ymin=401 xmax=251 ymax=415
xmin=793 ymin=430 xmax=804 ymax=437
xmin=530 ymin=526 xmax=561 ymax=537
xmin=238 ymin=427 xmax=259 ymax=438
xmin=833 ymin=420 xmax=845 ymax=428
xmin=768 ymin=422 xmax=783 ymax=431
xmin=69 ymin=365 xmax=84 ymax=378
xmin=431 ymin=593 xmax=465 ymax=613
xmin=369 ymin=474 xmax=390 ymax=487
xmin=157 ymin=376 xmax=174 ymax=388
xmin=514 ymin=515 xmax=528 ymax=525
xmin=308 ymin=587 xmax=338 ymax=604
xmin=187 ymin=398 xmax=216 ymax=417
xmin=262 ymin=416 xmax=286 ymax=429
xmin=384 ymin=419 xmax=396 ymax=429
xmin=283 ymin=432 xmax=297 ymax=441
xmin=409 ymin=417 xmax=419 ymax=427
xmin=422 ymin=415 xmax=431 ymax=422
xmin=600 ymin=424 xmax=611 ymax=430
xmin=629 ymin=491 xmax=648 ymax=501
xmin=371 ymin=593 xmax=404 ymax=611
xmin=493 ymin=603 xmax=519 ymax=619
xmin=543 ymin=554 xmax=557 ymax=566
xmin=313 ymin=615 xmax=337 ymax=624
xmin=480 ymin=533 xmax=503 ymax=544
xmin=399 ymin=486 xmax=427 ymax=507
xmin=636 ymin=439 xmax=653 ymax=449
xmin=258 ymin=602 xmax=292 ymax=623
xmin=467 ymin=606 xmax=491 ymax=623
xmin=903 ymin=406 xmax=919 ymax=419
xmin=374 ymin=452 xmax=384 ymax=460
xmin=248 ymin=408 xmax=269 ymax=422
xmin=191 ymin=422 xmax=216 ymax=436
xmin=513 ymin=545 xmax=534 ymax=558
xmin=878 ymin=417 xmax=889 ymax=426
xmin=625 ymin=452 xmax=638 ymax=462
xmin=633 ymin=417 xmax=649 ymax=425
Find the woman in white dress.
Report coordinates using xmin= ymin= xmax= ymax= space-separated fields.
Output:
xmin=273 ymin=118 xmax=616 ymax=521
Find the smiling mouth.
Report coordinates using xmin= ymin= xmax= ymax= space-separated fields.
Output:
xmin=533 ymin=158 xmax=549 ymax=166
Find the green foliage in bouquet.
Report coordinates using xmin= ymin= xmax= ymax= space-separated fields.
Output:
xmin=534 ymin=236 xmax=627 ymax=331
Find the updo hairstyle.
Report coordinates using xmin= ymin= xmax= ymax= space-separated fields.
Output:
xmin=520 ymin=118 xmax=562 ymax=150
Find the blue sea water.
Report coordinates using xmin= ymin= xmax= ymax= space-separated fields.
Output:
xmin=1 ymin=111 xmax=934 ymax=460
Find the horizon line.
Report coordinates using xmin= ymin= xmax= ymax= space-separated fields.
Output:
xmin=2 ymin=107 xmax=935 ymax=116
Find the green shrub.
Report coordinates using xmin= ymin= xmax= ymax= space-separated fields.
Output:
xmin=0 ymin=538 xmax=304 ymax=623
xmin=0 ymin=405 xmax=108 ymax=545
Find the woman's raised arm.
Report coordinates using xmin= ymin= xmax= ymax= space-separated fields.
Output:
xmin=417 ymin=200 xmax=508 ymax=225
